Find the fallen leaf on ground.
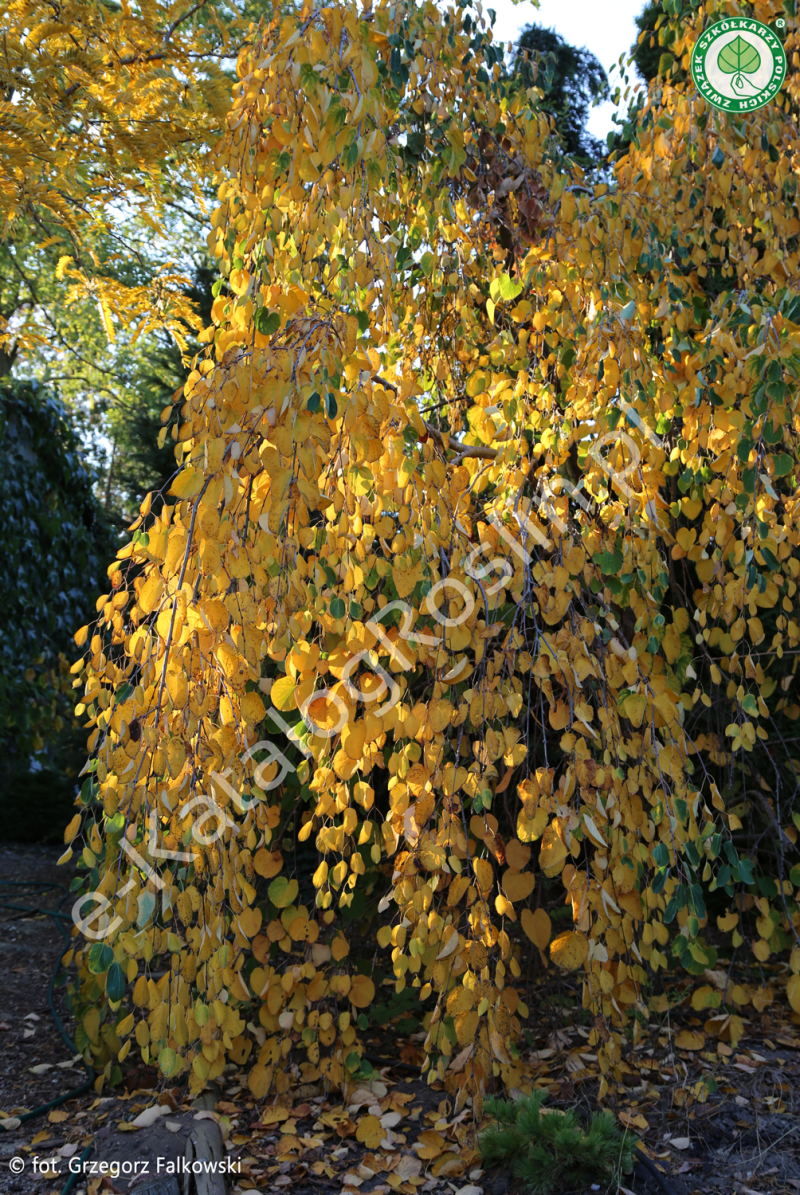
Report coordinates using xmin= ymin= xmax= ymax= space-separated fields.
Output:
xmin=131 ymin=1104 xmax=170 ymax=1128
xmin=618 ymin=1111 xmax=648 ymax=1131
xmin=355 ymin=1115 xmax=383 ymax=1149
xmin=674 ymin=1030 xmax=705 ymax=1050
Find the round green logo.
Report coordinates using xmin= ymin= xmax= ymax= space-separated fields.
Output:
xmin=691 ymin=18 xmax=786 ymax=112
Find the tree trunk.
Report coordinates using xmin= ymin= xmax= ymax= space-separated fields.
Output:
xmin=0 ymin=343 xmax=17 ymax=378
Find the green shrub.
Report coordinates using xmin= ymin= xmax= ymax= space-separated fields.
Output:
xmin=478 ymin=1090 xmax=635 ymax=1195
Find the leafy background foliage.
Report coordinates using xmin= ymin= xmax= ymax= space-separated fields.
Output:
xmin=0 ymin=380 xmax=116 ymax=838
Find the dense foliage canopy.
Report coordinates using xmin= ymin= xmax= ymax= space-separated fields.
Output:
xmin=5 ymin=0 xmax=800 ymax=1114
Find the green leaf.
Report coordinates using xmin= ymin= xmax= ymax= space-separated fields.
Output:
xmin=652 ymin=868 xmax=669 ymax=895
xmin=325 ymin=392 xmax=338 ymax=419
xmin=255 ymin=308 xmax=280 ymax=336
xmin=736 ymin=437 xmax=753 ymax=463
xmin=718 ymin=35 xmax=761 ymax=78
xmin=772 ymin=453 xmax=793 ymax=476
xmin=489 ymin=273 xmax=523 ymax=304
xmin=356 ymin=311 xmax=370 ymax=334
xmin=688 ymin=941 xmax=711 ymax=966
xmin=330 ymin=596 xmax=346 ymax=619
xmin=300 ymin=62 xmax=319 ymax=90
xmin=136 ymin=889 xmax=155 ymax=929
xmin=307 ymin=390 xmax=321 ymax=413
xmin=594 ymin=549 xmax=624 ymax=575
xmin=158 ymin=1047 xmax=178 ymax=1077
xmin=737 ymin=857 xmax=755 ymax=885
xmin=88 ymin=943 xmax=114 ymax=974
xmin=653 ymin=842 xmax=670 ymax=868
xmin=619 ymin=300 xmax=636 ymax=320
xmin=106 ymin=961 xmax=126 ymax=1002
xmin=658 ymin=52 xmax=674 ymax=78
xmin=760 ymin=546 xmax=780 ymax=571
xmin=683 ymin=841 xmax=701 ymax=869
xmin=269 ymin=876 xmax=299 ymax=908
xmin=711 ymin=145 xmax=725 ymax=168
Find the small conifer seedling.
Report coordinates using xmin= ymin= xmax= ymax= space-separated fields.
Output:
xmin=478 ymin=1090 xmax=635 ymax=1194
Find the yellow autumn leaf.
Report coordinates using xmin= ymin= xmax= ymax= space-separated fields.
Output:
xmin=349 ymin=975 xmax=375 ymax=1008
xmin=472 ymin=858 xmax=494 ymax=893
xmin=505 ymin=839 xmax=531 ymax=870
xmin=64 ymin=812 xmax=82 ymax=844
xmin=674 ymin=1029 xmax=705 ymax=1051
xmin=502 ymin=869 xmax=536 ymax=902
xmin=356 ymin=1114 xmax=383 ymax=1148
xmin=539 ymin=825 xmax=568 ymax=876
xmin=550 ymin=931 xmax=589 ymax=971
xmin=170 ymin=468 xmax=205 ymax=499
xmin=254 ymin=849 xmax=283 ymax=879
xmin=621 ymin=692 xmax=647 ymax=728
xmin=717 ymin=911 xmax=739 ymax=932
xmin=237 ymin=907 xmax=262 ymax=938
xmin=521 ymin=907 xmax=551 ymax=950
xmin=342 ymin=719 xmax=365 ymax=760
xmin=270 ymin=675 xmax=296 ymax=711
xmin=241 ymin=690 xmax=266 ymax=724
xmin=787 ymin=975 xmax=800 ymax=1015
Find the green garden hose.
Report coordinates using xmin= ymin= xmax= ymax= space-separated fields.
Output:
xmin=0 ymin=880 xmax=94 ymax=1193
xmin=58 ymin=1143 xmax=94 ymax=1195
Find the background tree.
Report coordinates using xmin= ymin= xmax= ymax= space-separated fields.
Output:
xmin=512 ymin=25 xmax=609 ymax=164
xmin=0 ymin=378 xmax=116 ymax=840
xmin=632 ymin=1 xmax=665 ymax=83
xmin=0 ymin=0 xmax=240 ymax=364
xmin=0 ymin=0 xmax=240 ymax=824
xmin=105 ymin=259 xmax=218 ymax=520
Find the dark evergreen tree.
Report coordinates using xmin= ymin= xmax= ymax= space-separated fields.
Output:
xmin=512 ymin=26 xmax=609 ymax=165
xmin=112 ymin=260 xmax=216 ymax=518
xmin=632 ymin=1 xmax=664 ymax=82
